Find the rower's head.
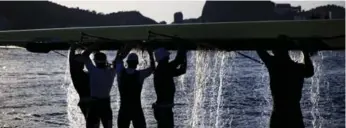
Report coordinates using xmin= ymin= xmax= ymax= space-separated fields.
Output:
xmin=154 ymin=48 xmax=170 ymax=63
xmin=93 ymin=52 xmax=108 ymax=68
xmin=127 ymin=53 xmax=139 ymax=69
xmin=73 ymin=54 xmax=85 ymax=69
xmin=272 ymin=50 xmax=290 ymax=59
xmin=273 ymin=35 xmax=291 ymax=59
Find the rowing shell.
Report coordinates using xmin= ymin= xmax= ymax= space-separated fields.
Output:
xmin=0 ymin=19 xmax=344 ymax=52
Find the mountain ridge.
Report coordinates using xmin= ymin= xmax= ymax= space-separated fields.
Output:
xmin=0 ymin=1 xmax=344 ymax=30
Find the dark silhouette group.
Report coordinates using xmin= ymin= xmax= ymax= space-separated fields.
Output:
xmin=69 ymin=43 xmax=187 ymax=128
xmin=69 ymin=39 xmax=314 ymax=128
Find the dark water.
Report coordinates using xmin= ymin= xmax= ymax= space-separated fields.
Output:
xmin=0 ymin=49 xmax=344 ymax=128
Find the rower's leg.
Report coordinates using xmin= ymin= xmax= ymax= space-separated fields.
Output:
xmin=100 ymin=99 xmax=113 ymax=128
xmin=78 ymin=100 xmax=88 ymax=120
xmin=86 ymin=104 xmax=100 ymax=128
xmin=165 ymin=108 xmax=174 ymax=128
xmin=117 ymin=107 xmax=131 ymax=128
xmin=154 ymin=107 xmax=174 ymax=128
xmin=132 ymin=108 xmax=146 ymax=128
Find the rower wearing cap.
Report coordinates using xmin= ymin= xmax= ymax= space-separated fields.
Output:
xmin=152 ymin=47 xmax=187 ymax=128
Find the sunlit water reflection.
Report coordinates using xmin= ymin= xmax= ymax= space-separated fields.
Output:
xmin=0 ymin=49 xmax=344 ymax=128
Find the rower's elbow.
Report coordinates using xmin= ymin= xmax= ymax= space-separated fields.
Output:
xmin=180 ymin=68 xmax=187 ymax=74
xmin=304 ymin=70 xmax=314 ymax=78
xmin=150 ymin=67 xmax=155 ymax=71
xmin=181 ymin=71 xmax=186 ymax=75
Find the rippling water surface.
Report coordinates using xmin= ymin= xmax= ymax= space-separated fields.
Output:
xmin=0 ymin=49 xmax=344 ymax=128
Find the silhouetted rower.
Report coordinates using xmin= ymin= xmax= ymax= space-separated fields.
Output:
xmin=153 ymin=48 xmax=187 ymax=128
xmin=76 ymin=43 xmax=117 ymax=128
xmin=69 ymin=43 xmax=91 ymax=119
xmin=257 ymin=49 xmax=314 ymax=128
xmin=116 ymin=46 xmax=155 ymax=128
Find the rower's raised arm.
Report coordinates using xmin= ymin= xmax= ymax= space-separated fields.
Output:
xmin=113 ymin=44 xmax=132 ymax=73
xmin=68 ymin=43 xmax=77 ymax=62
xmin=173 ymin=54 xmax=187 ymax=77
xmin=82 ymin=43 xmax=101 ymax=57
xmin=72 ymin=42 xmax=101 ymax=63
xmin=139 ymin=48 xmax=156 ymax=79
xmin=256 ymin=50 xmax=272 ymax=66
xmin=114 ymin=44 xmax=131 ymax=63
xmin=302 ymin=51 xmax=314 ymax=78
xmin=80 ymin=43 xmax=104 ymax=70
xmin=148 ymin=48 xmax=155 ymax=71
xmin=171 ymin=47 xmax=187 ymax=68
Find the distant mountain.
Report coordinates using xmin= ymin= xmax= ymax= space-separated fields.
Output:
xmin=0 ymin=1 xmax=344 ymax=30
xmin=300 ymin=5 xmax=345 ymax=19
xmin=201 ymin=1 xmax=277 ymax=22
xmin=0 ymin=1 xmax=157 ymax=30
xmin=196 ymin=1 xmax=345 ymax=23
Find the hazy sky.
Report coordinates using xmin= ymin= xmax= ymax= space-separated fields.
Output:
xmin=53 ymin=1 xmax=345 ymax=23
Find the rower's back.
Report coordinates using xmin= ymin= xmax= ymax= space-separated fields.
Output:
xmin=268 ymin=56 xmax=305 ymax=110
xmin=262 ymin=50 xmax=312 ymax=128
xmin=154 ymin=62 xmax=176 ymax=104
xmin=116 ymin=53 xmax=149 ymax=128
xmin=70 ymin=54 xmax=90 ymax=99
xmin=118 ymin=69 xmax=142 ymax=107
